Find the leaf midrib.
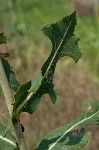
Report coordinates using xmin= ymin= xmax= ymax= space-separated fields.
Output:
xmin=0 ymin=135 xmax=16 ymax=146
xmin=43 ymin=18 xmax=73 ymax=80
xmin=48 ymin=110 xmax=99 ymax=150
xmin=14 ymin=18 xmax=74 ymax=116
xmin=15 ymin=91 xmax=34 ymax=117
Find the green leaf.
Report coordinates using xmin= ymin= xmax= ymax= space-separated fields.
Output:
xmin=0 ymin=124 xmax=18 ymax=150
xmin=2 ymin=59 xmax=20 ymax=92
xmin=36 ymin=101 xmax=99 ymax=150
xmin=36 ymin=131 xmax=90 ymax=150
xmin=13 ymin=11 xmax=82 ymax=116
xmin=0 ymin=33 xmax=6 ymax=44
xmin=29 ymin=72 xmax=42 ymax=92
xmin=0 ymin=33 xmax=20 ymax=92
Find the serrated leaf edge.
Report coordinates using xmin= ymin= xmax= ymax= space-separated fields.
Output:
xmin=42 ymin=16 xmax=75 ymax=80
xmin=13 ymin=11 xmax=81 ymax=115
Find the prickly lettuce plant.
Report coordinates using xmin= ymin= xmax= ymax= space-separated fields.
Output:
xmin=0 ymin=11 xmax=98 ymax=150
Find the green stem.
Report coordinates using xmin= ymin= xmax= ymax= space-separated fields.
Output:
xmin=0 ymin=58 xmax=27 ymax=150
xmin=0 ymin=58 xmax=13 ymax=114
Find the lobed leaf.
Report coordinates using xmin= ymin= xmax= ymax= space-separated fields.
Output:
xmin=36 ymin=101 xmax=99 ymax=150
xmin=0 ymin=124 xmax=18 ymax=150
xmin=13 ymin=11 xmax=82 ymax=117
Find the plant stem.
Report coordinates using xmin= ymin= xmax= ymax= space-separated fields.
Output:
xmin=0 ymin=58 xmax=13 ymax=114
xmin=0 ymin=58 xmax=27 ymax=150
xmin=13 ymin=119 xmax=27 ymax=150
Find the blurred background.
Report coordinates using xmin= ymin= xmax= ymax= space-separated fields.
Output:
xmin=0 ymin=0 xmax=99 ymax=149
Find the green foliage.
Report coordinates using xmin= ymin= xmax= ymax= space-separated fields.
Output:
xmin=12 ymin=11 xmax=82 ymax=118
xmin=0 ymin=33 xmax=20 ymax=92
xmin=0 ymin=11 xmax=99 ymax=150
xmin=36 ymin=101 xmax=99 ymax=150
xmin=2 ymin=59 xmax=20 ymax=92
xmin=0 ymin=124 xmax=18 ymax=150
xmin=0 ymin=33 xmax=18 ymax=150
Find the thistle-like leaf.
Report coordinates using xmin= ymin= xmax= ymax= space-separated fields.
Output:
xmin=36 ymin=101 xmax=99 ymax=150
xmin=0 ymin=124 xmax=18 ymax=150
xmin=13 ymin=11 xmax=82 ymax=116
